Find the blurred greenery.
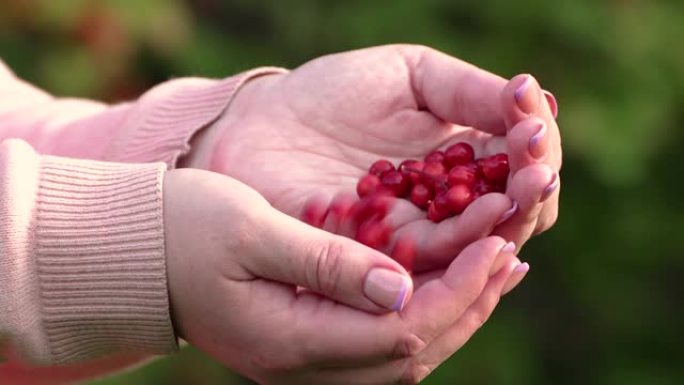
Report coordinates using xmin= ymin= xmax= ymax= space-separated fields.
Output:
xmin=1 ymin=0 xmax=683 ymax=384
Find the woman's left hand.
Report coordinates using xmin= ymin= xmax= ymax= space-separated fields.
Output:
xmin=185 ymin=44 xmax=561 ymax=271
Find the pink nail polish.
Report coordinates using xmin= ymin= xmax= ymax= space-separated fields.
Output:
xmin=496 ymin=201 xmax=518 ymax=225
xmin=514 ymin=75 xmax=539 ymax=114
xmin=543 ymin=90 xmax=558 ymax=119
xmin=514 ymin=262 xmax=530 ymax=274
xmin=540 ymin=173 xmax=559 ymax=202
xmin=501 ymin=241 xmax=516 ymax=253
xmin=528 ymin=122 xmax=546 ymax=159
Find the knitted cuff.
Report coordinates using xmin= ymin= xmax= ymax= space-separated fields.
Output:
xmin=107 ymin=67 xmax=288 ymax=168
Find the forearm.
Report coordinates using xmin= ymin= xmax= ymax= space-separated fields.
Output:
xmin=0 ymin=139 xmax=175 ymax=365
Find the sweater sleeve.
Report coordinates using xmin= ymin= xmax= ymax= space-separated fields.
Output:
xmin=0 ymin=139 xmax=175 ymax=365
xmin=0 ymin=60 xmax=287 ymax=167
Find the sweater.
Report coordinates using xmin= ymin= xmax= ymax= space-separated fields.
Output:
xmin=0 ymin=59 xmax=286 ymax=384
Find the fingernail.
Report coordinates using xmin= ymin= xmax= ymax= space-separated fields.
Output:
xmin=500 ymin=241 xmax=516 ymax=253
xmin=496 ymin=201 xmax=518 ymax=225
xmin=364 ymin=268 xmax=412 ymax=311
xmin=514 ymin=75 xmax=540 ymax=114
xmin=540 ymin=173 xmax=559 ymax=202
xmin=543 ymin=90 xmax=558 ymax=119
xmin=528 ymin=122 xmax=547 ymax=159
xmin=502 ymin=262 xmax=530 ymax=295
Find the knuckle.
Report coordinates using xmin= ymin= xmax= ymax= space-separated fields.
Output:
xmin=400 ymin=361 xmax=433 ymax=385
xmin=308 ymin=238 xmax=346 ymax=297
xmin=392 ymin=331 xmax=428 ymax=359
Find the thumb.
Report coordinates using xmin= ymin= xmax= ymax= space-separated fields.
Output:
xmin=241 ymin=207 xmax=413 ymax=314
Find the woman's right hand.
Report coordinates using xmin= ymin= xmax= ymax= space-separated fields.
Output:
xmin=163 ymin=169 xmax=526 ymax=384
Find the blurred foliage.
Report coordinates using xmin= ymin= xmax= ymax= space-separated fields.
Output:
xmin=1 ymin=0 xmax=683 ymax=384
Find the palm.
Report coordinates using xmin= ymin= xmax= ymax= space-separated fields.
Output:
xmin=210 ymin=45 xmax=560 ymax=270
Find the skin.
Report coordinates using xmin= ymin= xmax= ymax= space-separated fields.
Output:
xmin=0 ymin=45 xmax=554 ymax=384
xmin=184 ymin=44 xmax=561 ymax=272
xmin=162 ymin=169 xmax=525 ymax=384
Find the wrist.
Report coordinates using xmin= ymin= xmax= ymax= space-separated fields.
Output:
xmin=179 ymin=71 xmax=286 ymax=170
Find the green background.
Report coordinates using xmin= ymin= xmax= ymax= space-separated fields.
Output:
xmin=2 ymin=0 xmax=683 ymax=384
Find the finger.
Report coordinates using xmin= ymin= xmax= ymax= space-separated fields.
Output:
xmin=401 ymin=46 xmax=508 ymax=134
xmin=506 ymin=116 xmax=549 ymax=173
xmin=402 ymin=236 xmax=508 ymax=344
xmin=409 ymin=193 xmax=515 ymax=271
xmin=242 ymin=207 xmax=414 ymax=314
xmin=495 ymin=163 xmax=557 ymax=248
xmin=502 ymin=261 xmax=530 ymax=295
xmin=318 ymin=254 xmax=522 ymax=385
xmin=534 ymin=186 xmax=560 ymax=235
xmin=416 ymin=256 xmax=518 ymax=366
xmin=411 ymin=240 xmax=516 ymax=289
xmin=501 ymin=74 xmax=562 ymax=171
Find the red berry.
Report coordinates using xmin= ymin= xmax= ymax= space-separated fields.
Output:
xmin=369 ymin=159 xmax=395 ymax=177
xmin=381 ymin=170 xmax=410 ymax=197
xmin=301 ymin=197 xmax=329 ymax=228
xmin=351 ymin=194 xmax=394 ymax=225
xmin=444 ymin=184 xmax=474 ymax=215
xmin=427 ymin=192 xmax=451 ymax=222
xmin=433 ymin=173 xmax=449 ymax=195
xmin=422 ymin=162 xmax=446 ymax=181
xmin=481 ymin=153 xmax=509 ymax=183
xmin=447 ymin=165 xmax=477 ymax=188
xmin=424 ymin=150 xmax=446 ymax=165
xmin=355 ymin=218 xmax=392 ymax=250
xmin=357 ymin=174 xmax=382 ymax=198
xmin=400 ymin=160 xmax=424 ymax=184
xmin=444 ymin=142 xmax=475 ymax=167
xmin=391 ymin=235 xmax=417 ymax=272
xmin=472 ymin=179 xmax=497 ymax=198
xmin=409 ymin=183 xmax=433 ymax=209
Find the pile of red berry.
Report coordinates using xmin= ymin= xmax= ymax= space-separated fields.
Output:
xmin=356 ymin=142 xmax=510 ymax=222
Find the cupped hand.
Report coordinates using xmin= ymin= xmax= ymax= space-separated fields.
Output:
xmin=162 ymin=171 xmax=527 ymax=384
xmin=185 ymin=44 xmax=561 ymax=271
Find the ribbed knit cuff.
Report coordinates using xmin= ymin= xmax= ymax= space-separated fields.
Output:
xmin=106 ymin=67 xmax=287 ymax=168
xmin=33 ymin=155 xmax=176 ymax=364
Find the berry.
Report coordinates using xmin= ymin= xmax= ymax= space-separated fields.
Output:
xmin=424 ymin=150 xmax=446 ymax=165
xmin=444 ymin=185 xmax=474 ymax=215
xmin=447 ymin=165 xmax=477 ymax=188
xmin=481 ymin=153 xmax=509 ymax=183
xmin=427 ymin=192 xmax=451 ymax=222
xmin=422 ymin=162 xmax=446 ymax=182
xmin=355 ymin=145 xmax=510 ymax=224
xmin=381 ymin=170 xmax=410 ymax=197
xmin=355 ymin=218 xmax=392 ymax=250
xmin=409 ymin=183 xmax=433 ymax=209
xmin=444 ymin=142 xmax=475 ymax=166
xmin=369 ymin=159 xmax=395 ymax=177
xmin=356 ymin=174 xmax=382 ymax=198
xmin=400 ymin=159 xmax=424 ymax=184
xmin=301 ymin=197 xmax=329 ymax=228
xmin=391 ymin=235 xmax=417 ymax=272
xmin=472 ymin=179 xmax=497 ymax=198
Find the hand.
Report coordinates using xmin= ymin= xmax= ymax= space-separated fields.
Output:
xmin=184 ymin=44 xmax=561 ymax=271
xmin=162 ymin=171 xmax=527 ymax=384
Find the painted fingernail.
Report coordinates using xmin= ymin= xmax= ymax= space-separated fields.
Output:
xmin=500 ymin=241 xmax=516 ymax=253
xmin=364 ymin=268 xmax=412 ymax=311
xmin=496 ymin=201 xmax=518 ymax=225
xmin=543 ymin=90 xmax=558 ymax=119
xmin=502 ymin=262 xmax=530 ymax=295
xmin=529 ymin=122 xmax=547 ymax=159
xmin=540 ymin=173 xmax=559 ymax=202
xmin=514 ymin=75 xmax=540 ymax=114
